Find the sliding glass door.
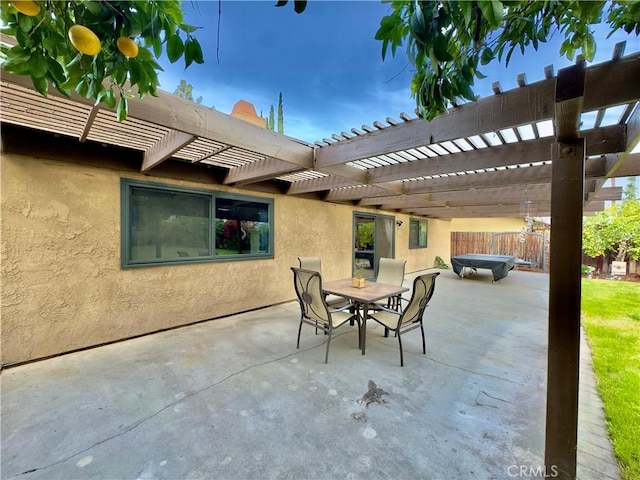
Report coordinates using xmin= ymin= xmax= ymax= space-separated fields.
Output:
xmin=353 ymin=213 xmax=395 ymax=278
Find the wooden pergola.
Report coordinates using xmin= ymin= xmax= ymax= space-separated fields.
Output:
xmin=1 ymin=42 xmax=639 ymax=478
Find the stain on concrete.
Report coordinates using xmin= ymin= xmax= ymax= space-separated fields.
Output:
xmin=360 ymin=380 xmax=388 ymax=406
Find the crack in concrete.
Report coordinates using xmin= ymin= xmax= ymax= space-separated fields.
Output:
xmin=427 ymin=356 xmax=529 ymax=387
xmin=475 ymin=389 xmax=512 ymax=408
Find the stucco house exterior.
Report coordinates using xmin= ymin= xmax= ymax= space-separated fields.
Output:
xmin=2 ymin=40 xmax=639 ymax=477
xmin=1 ymin=130 xmax=451 ymax=366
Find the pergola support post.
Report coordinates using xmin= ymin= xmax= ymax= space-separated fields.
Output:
xmin=545 ymin=61 xmax=586 ymax=480
xmin=545 ymin=138 xmax=585 ymax=479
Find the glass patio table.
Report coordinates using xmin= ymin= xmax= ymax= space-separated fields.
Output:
xmin=322 ymin=278 xmax=409 ymax=355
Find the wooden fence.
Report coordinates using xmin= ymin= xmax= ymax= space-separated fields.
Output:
xmin=451 ymin=231 xmax=549 ymax=272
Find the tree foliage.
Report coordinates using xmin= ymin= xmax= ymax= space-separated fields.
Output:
xmin=277 ymin=91 xmax=284 ymax=134
xmin=375 ymin=1 xmax=640 ymax=120
xmin=266 ymin=92 xmax=284 ymax=133
xmin=174 ymin=79 xmax=202 ymax=104
xmin=266 ymin=105 xmax=275 ymax=131
xmin=0 ymin=0 xmax=203 ymax=121
xmin=583 ymin=178 xmax=640 ymax=262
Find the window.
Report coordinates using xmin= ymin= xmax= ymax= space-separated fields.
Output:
xmin=121 ymin=179 xmax=273 ymax=267
xmin=409 ymin=218 xmax=428 ymax=249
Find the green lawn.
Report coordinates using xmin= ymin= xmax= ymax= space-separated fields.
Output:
xmin=581 ymin=278 xmax=640 ymax=480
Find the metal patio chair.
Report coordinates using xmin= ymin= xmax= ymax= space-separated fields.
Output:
xmin=367 ymin=272 xmax=439 ymax=366
xmin=373 ymin=257 xmax=407 ymax=311
xmin=298 ymin=256 xmax=350 ymax=308
xmin=291 ymin=267 xmax=360 ymax=363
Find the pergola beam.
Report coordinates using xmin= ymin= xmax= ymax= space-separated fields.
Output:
xmin=141 ymin=130 xmax=196 ymax=172
xmin=224 ymin=157 xmax=307 ymax=186
xmin=366 ymin=125 xmax=624 ymax=184
xmin=79 ymin=106 xmax=99 ymax=143
xmin=315 ymin=79 xmax=556 ymax=168
xmin=314 ymin=53 xmax=640 ymax=169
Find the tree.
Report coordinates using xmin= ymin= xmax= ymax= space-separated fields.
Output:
xmin=582 ymin=177 xmax=640 ymax=262
xmin=623 ymin=175 xmax=638 ymax=200
xmin=266 ymin=93 xmax=285 ymax=133
xmin=174 ymin=79 xmax=202 ymax=104
xmin=266 ymin=105 xmax=275 ymax=131
xmin=0 ymin=0 xmax=203 ymax=121
xmin=375 ymin=1 xmax=640 ymax=120
xmin=277 ymin=91 xmax=284 ymax=134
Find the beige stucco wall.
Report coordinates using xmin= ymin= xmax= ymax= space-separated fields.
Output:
xmin=1 ymin=152 xmax=450 ymax=365
xmin=399 ymin=217 xmax=451 ymax=271
xmin=450 ymin=217 xmax=526 ymax=232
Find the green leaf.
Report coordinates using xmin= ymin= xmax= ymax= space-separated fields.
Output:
xmin=293 ymin=0 xmax=307 ymax=13
xmin=475 ymin=69 xmax=487 ymax=80
xmin=46 ymin=57 xmax=66 ymax=84
xmin=152 ymin=36 xmax=162 ymax=58
xmin=458 ymin=78 xmax=477 ymax=102
xmin=184 ymin=38 xmax=204 ymax=68
xmin=379 ymin=14 xmax=398 ymax=31
xmin=410 ymin=8 xmax=427 ymax=38
xmin=87 ymin=76 xmax=97 ymax=99
xmin=537 ymin=27 xmax=547 ymax=42
xmin=480 ymin=47 xmax=494 ymax=65
xmin=136 ymin=46 xmax=153 ymax=62
xmin=180 ymin=23 xmax=198 ymax=34
xmin=167 ymin=33 xmax=184 ymax=63
xmin=6 ymin=46 xmax=31 ymax=63
xmin=428 ymin=48 xmax=439 ymax=73
xmin=1 ymin=58 xmax=31 ymax=74
xmin=15 ymin=25 xmax=31 ymax=47
xmin=31 ymin=75 xmax=48 ymax=97
xmin=113 ymin=65 xmax=127 ymax=86
xmin=274 ymin=0 xmax=288 ymax=6
xmin=505 ymin=45 xmax=515 ymax=65
xmin=380 ymin=38 xmax=389 ymax=61
xmin=460 ymin=1 xmax=473 ymax=27
xmin=432 ymin=35 xmax=453 ymax=61
xmin=583 ymin=33 xmax=596 ymax=61
xmin=135 ymin=63 xmax=148 ymax=94
xmin=116 ymin=95 xmax=128 ymax=122
xmin=42 ymin=35 xmax=59 ymax=55
xmin=129 ymin=60 xmax=140 ymax=86
xmin=86 ymin=1 xmax=104 ymax=16
xmin=18 ymin=14 xmax=32 ymax=33
xmin=461 ymin=64 xmax=473 ymax=83
xmin=104 ymin=89 xmax=116 ymax=109
xmin=184 ymin=48 xmax=193 ymax=69
xmin=477 ymin=0 xmax=503 ymax=26
xmin=66 ymin=52 xmax=83 ymax=69
xmin=28 ymin=53 xmax=48 ymax=78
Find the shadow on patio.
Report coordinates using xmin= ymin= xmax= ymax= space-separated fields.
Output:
xmin=1 ymin=270 xmax=619 ymax=479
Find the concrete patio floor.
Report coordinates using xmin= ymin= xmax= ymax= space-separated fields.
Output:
xmin=1 ymin=269 xmax=620 ymax=479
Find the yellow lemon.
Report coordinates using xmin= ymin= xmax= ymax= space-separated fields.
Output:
xmin=116 ymin=37 xmax=139 ymax=58
xmin=68 ymin=25 xmax=101 ymax=56
xmin=10 ymin=0 xmax=40 ymax=16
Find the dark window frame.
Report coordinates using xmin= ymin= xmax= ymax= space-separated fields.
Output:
xmin=121 ymin=179 xmax=274 ymax=268
xmin=409 ymin=218 xmax=428 ymax=249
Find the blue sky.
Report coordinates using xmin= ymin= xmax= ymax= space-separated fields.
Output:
xmin=157 ymin=1 xmax=640 ymax=145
